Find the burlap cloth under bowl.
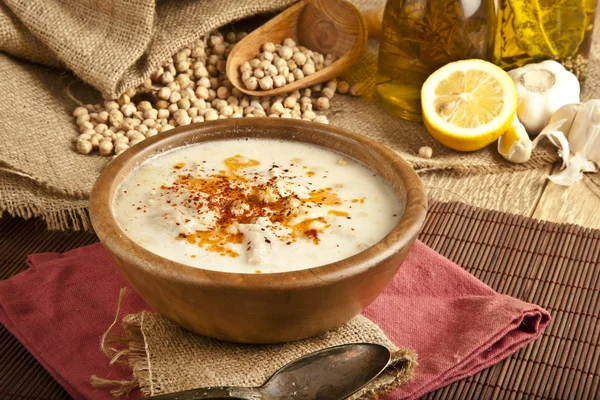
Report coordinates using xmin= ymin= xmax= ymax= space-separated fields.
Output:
xmin=3 ymin=0 xmax=593 ymax=230
xmin=93 ymin=309 xmax=416 ymax=398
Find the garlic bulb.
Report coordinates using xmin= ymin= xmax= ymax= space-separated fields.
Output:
xmin=508 ymin=60 xmax=580 ymax=135
xmin=532 ymin=100 xmax=600 ymax=186
xmin=498 ymin=116 xmax=532 ymax=163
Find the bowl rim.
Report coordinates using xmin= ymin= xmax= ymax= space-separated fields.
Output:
xmin=89 ymin=119 xmax=427 ymax=290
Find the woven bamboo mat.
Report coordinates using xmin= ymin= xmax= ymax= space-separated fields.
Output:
xmin=1 ymin=201 xmax=599 ymax=400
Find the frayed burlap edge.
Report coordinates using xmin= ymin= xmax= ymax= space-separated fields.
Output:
xmin=356 ymin=348 xmax=417 ymax=400
xmin=90 ymin=312 xmax=151 ymax=397
xmin=90 ymin=289 xmax=146 ymax=398
xmin=90 ymin=290 xmax=417 ymax=399
xmin=0 ymin=168 xmax=91 ymax=230
xmin=2 ymin=204 xmax=91 ymax=231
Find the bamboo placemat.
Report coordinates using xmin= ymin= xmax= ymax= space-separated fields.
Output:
xmin=1 ymin=201 xmax=599 ymax=399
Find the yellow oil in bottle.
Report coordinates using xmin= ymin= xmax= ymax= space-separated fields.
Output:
xmin=491 ymin=0 xmax=597 ymax=80
xmin=376 ymin=0 xmax=489 ymax=122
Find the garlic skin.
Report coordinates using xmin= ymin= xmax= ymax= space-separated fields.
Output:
xmin=498 ymin=116 xmax=532 ymax=163
xmin=532 ymin=100 xmax=600 ymax=186
xmin=508 ymin=60 xmax=580 ymax=136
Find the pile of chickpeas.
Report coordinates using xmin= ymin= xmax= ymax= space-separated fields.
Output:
xmin=73 ymin=31 xmax=363 ymax=157
xmin=240 ymin=37 xmax=336 ymax=91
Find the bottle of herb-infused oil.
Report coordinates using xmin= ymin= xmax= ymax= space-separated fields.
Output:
xmin=376 ymin=0 xmax=490 ymax=122
xmin=490 ymin=0 xmax=597 ymax=81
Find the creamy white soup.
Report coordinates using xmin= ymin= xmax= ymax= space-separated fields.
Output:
xmin=113 ymin=139 xmax=401 ymax=273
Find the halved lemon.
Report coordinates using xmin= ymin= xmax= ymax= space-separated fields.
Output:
xmin=421 ymin=59 xmax=517 ymax=152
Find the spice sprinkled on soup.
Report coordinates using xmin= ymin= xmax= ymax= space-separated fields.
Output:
xmin=113 ymin=139 xmax=401 ymax=273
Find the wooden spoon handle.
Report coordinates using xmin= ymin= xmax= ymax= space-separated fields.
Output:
xmin=362 ymin=7 xmax=384 ymax=38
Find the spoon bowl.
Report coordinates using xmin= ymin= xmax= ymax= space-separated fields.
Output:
xmin=262 ymin=342 xmax=391 ymax=400
xmin=146 ymin=343 xmax=392 ymax=400
xmin=226 ymin=0 xmax=368 ymax=97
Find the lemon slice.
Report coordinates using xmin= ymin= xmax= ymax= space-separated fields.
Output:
xmin=421 ymin=59 xmax=517 ymax=152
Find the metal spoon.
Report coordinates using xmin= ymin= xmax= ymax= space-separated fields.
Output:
xmin=145 ymin=343 xmax=391 ymax=400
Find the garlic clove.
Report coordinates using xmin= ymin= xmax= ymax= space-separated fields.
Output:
xmin=533 ymin=119 xmax=571 ymax=169
xmin=586 ymin=127 xmax=600 ymax=162
xmin=548 ymin=103 xmax=582 ymax=138
xmin=568 ymin=103 xmax=595 ymax=153
xmin=579 ymin=106 xmax=600 ymax=162
xmin=547 ymin=154 xmax=587 ymax=186
xmin=498 ymin=117 xmax=532 ymax=164
xmin=520 ymin=99 xmax=600 ymax=186
xmin=515 ymin=94 xmax=547 ymax=135
xmin=533 ymin=118 xmax=584 ymax=185
xmin=570 ymin=101 xmax=600 ymax=161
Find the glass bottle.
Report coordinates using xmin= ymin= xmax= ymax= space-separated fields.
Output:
xmin=491 ymin=0 xmax=597 ymax=81
xmin=376 ymin=0 xmax=597 ymax=123
xmin=376 ymin=0 xmax=490 ymax=122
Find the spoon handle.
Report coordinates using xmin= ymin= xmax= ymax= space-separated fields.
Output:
xmin=145 ymin=386 xmax=261 ymax=400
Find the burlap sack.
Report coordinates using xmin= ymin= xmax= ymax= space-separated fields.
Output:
xmin=0 ymin=0 xmax=597 ymax=230
xmin=94 ymin=311 xmax=417 ymax=398
xmin=0 ymin=0 xmax=297 ymax=97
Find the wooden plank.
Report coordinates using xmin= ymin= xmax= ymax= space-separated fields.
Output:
xmin=532 ymin=165 xmax=600 ymax=229
xmin=420 ymin=162 xmax=600 ymax=229
xmin=419 ymin=166 xmax=551 ymax=219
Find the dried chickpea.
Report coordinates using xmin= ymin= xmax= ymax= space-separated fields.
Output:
xmin=349 ymin=83 xmax=365 ymax=96
xmin=77 ymin=139 xmax=93 ymax=154
xmin=99 ymin=140 xmax=114 ymax=156
xmin=337 ymin=81 xmax=350 ymax=94
xmin=419 ymin=146 xmax=433 ymax=159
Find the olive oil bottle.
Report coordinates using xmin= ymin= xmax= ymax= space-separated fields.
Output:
xmin=491 ymin=0 xmax=597 ymax=80
xmin=376 ymin=0 xmax=489 ymax=122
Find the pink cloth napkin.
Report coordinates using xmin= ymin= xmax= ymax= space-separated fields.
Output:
xmin=0 ymin=241 xmax=549 ymax=400
xmin=368 ymin=242 xmax=550 ymax=399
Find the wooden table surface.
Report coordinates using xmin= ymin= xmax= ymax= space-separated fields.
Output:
xmin=419 ymin=164 xmax=600 ymax=230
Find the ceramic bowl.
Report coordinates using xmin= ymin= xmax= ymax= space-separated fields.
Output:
xmin=89 ymin=119 xmax=427 ymax=344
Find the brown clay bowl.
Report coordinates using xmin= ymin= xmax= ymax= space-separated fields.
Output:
xmin=89 ymin=119 xmax=427 ymax=344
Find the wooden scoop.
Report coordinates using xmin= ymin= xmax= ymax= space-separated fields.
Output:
xmin=226 ymin=0 xmax=382 ymax=97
